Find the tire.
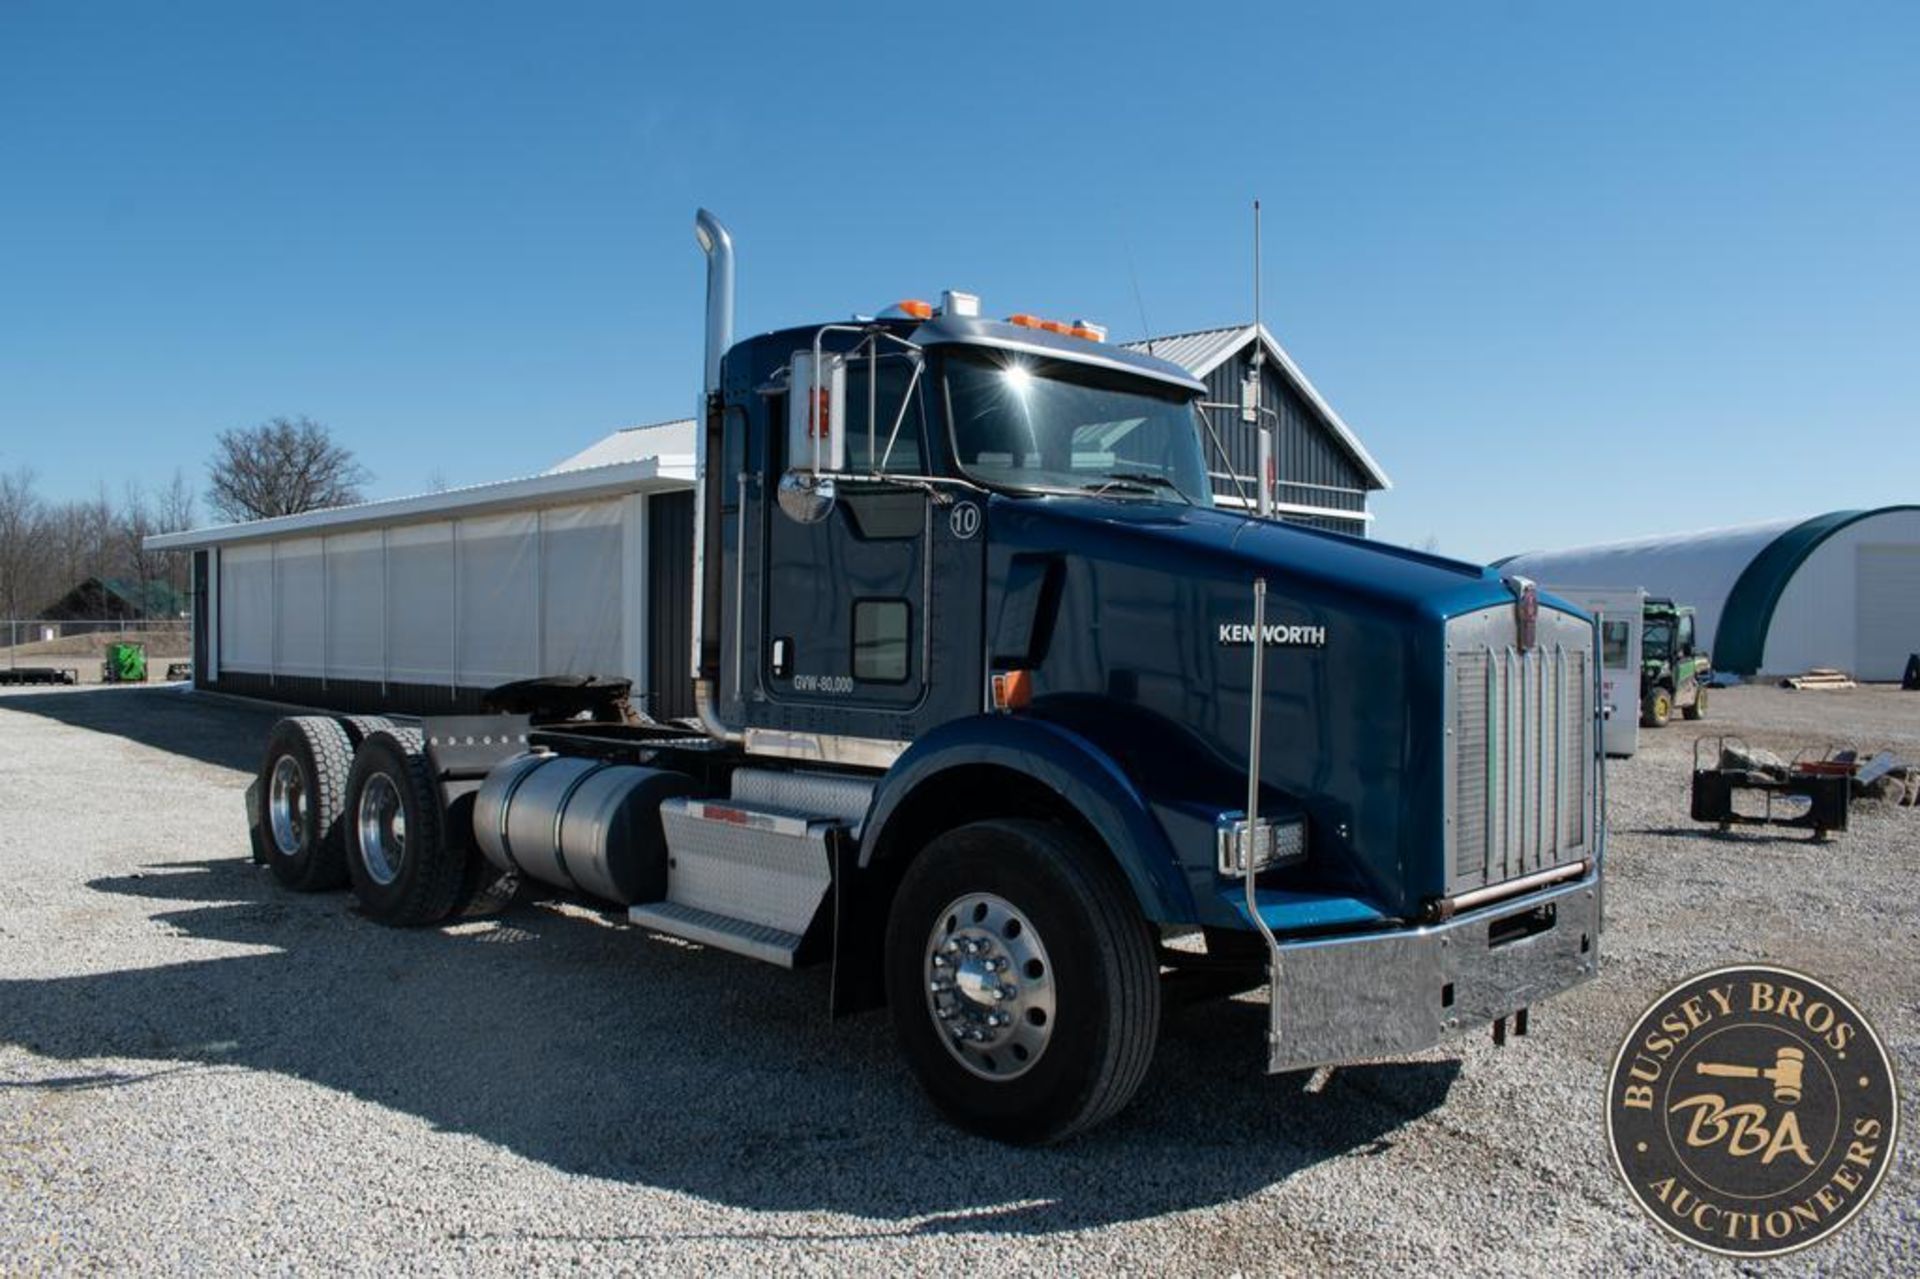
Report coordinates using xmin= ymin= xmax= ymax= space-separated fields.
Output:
xmin=342 ymin=728 xmax=468 ymax=926
xmin=1641 ymin=687 xmax=1672 ymax=728
xmin=884 ymin=819 xmax=1161 ymax=1145
xmin=251 ymin=716 xmax=354 ymax=891
xmin=1682 ymin=686 xmax=1708 ymax=721
xmin=339 ymin=715 xmax=395 ymax=747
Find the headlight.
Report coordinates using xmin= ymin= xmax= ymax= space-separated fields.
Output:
xmin=1216 ymin=814 xmax=1308 ymax=877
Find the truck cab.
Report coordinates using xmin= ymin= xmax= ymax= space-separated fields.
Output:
xmin=246 ymin=211 xmax=1605 ymax=1144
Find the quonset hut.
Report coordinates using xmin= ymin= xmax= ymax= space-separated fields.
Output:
xmin=1499 ymin=506 xmax=1920 ymax=681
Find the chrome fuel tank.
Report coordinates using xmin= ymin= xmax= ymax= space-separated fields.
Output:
xmin=472 ymin=754 xmax=698 ymax=904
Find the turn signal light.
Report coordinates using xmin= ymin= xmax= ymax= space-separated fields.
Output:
xmin=991 ymin=669 xmax=1033 ymax=711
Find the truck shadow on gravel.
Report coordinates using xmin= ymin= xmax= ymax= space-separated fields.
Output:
xmin=0 ymin=686 xmax=275 ymax=773
xmin=0 ymin=856 xmax=1460 ymax=1236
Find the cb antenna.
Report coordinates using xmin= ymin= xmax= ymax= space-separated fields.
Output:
xmin=1249 ymin=199 xmax=1273 ymax=517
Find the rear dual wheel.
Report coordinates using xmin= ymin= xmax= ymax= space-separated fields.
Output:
xmin=342 ymin=728 xmax=470 ymax=926
xmin=252 ymin=717 xmax=354 ymax=891
xmin=884 ymin=819 xmax=1160 ymax=1145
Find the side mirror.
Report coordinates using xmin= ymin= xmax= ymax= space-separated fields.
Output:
xmin=788 ymin=350 xmax=846 ymax=476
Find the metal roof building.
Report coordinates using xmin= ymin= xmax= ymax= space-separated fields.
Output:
xmin=1499 ymin=506 xmax=1920 ymax=680
xmin=1123 ymin=324 xmax=1389 ymax=535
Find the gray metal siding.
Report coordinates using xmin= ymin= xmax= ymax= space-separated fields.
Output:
xmin=1198 ymin=350 xmax=1370 ymax=512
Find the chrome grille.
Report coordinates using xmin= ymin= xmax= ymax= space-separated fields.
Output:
xmin=1445 ymin=606 xmax=1596 ymax=894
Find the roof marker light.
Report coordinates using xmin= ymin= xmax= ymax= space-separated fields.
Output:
xmin=895 ymin=298 xmax=934 ymax=320
xmin=1007 ymin=312 xmax=1105 ymax=342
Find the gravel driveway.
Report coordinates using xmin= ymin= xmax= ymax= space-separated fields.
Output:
xmin=1 ymin=683 xmax=1914 ymax=1273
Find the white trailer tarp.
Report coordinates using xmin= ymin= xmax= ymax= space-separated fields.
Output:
xmin=215 ymin=498 xmax=632 ymax=691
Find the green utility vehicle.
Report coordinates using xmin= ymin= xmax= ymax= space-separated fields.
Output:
xmin=101 ymin=641 xmax=148 ymax=684
xmin=1640 ymin=599 xmax=1710 ymax=726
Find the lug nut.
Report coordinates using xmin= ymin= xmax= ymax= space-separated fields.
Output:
xmin=931 ymin=954 xmax=949 ymax=968
xmin=1000 ymin=985 xmax=1019 ymax=1001
xmin=929 ymin=979 xmax=953 ymax=993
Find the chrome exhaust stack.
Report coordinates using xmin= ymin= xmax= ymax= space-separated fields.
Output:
xmin=692 ymin=209 xmax=742 ymax=743
xmin=694 ymin=209 xmax=734 ymax=397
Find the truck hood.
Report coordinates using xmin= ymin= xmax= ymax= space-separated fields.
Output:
xmin=995 ymin=496 xmax=1517 ymax=622
xmin=984 ymin=495 xmax=1556 ymax=922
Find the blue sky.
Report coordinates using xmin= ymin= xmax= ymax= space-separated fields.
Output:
xmin=2 ymin=2 xmax=1914 ymax=561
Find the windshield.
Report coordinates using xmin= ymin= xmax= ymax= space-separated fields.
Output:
xmin=944 ymin=349 xmax=1211 ymax=505
xmin=1643 ymin=618 xmax=1673 ymax=658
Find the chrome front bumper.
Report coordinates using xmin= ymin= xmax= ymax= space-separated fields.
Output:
xmin=1264 ymin=876 xmax=1601 ymax=1073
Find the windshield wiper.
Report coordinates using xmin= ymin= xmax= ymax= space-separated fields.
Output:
xmin=1084 ymin=472 xmax=1194 ymax=504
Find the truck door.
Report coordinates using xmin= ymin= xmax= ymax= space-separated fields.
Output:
xmin=758 ymin=349 xmax=984 ymax=744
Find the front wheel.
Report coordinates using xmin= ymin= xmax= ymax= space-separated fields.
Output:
xmin=884 ymin=819 xmax=1161 ymax=1145
xmin=1642 ymin=686 xmax=1672 ymax=728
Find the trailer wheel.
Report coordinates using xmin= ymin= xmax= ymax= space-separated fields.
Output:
xmin=1682 ymin=686 xmax=1708 ymax=721
xmin=343 ymin=728 xmax=468 ymax=926
xmin=252 ymin=716 xmax=354 ymax=891
xmin=884 ymin=819 xmax=1160 ymax=1144
xmin=1641 ymin=687 xmax=1672 ymax=728
xmin=339 ymin=715 xmax=395 ymax=747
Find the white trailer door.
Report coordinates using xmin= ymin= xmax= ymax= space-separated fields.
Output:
xmin=1550 ymin=586 xmax=1643 ymax=758
xmin=1856 ymin=544 xmax=1920 ymax=681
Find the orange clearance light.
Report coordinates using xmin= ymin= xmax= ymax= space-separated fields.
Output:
xmin=991 ymin=669 xmax=1033 ymax=711
xmin=896 ymin=298 xmax=933 ymax=320
xmin=1008 ymin=312 xmax=1105 ymax=342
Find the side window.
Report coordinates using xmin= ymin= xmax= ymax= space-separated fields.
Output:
xmin=852 ymin=599 xmax=910 ymax=682
xmin=1677 ymin=614 xmax=1695 ymax=653
xmin=1601 ymin=620 xmax=1631 ymax=667
xmin=843 ymin=353 xmax=925 ymax=474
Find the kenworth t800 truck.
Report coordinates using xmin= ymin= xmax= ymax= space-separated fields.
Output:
xmin=246 ymin=211 xmax=1603 ymax=1143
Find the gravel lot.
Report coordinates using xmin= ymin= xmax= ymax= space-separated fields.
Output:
xmin=1 ymin=682 xmax=1914 ymax=1273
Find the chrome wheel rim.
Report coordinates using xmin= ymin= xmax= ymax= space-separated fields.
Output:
xmin=356 ymin=773 xmax=406 ymax=886
xmin=267 ymin=755 xmax=306 ymax=857
xmin=924 ymin=892 xmax=1056 ymax=1081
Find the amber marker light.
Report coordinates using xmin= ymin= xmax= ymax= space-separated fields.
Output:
xmin=991 ymin=670 xmax=1033 ymax=711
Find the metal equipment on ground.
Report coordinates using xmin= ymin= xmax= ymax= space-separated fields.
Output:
xmin=1690 ymin=737 xmax=1851 ymax=840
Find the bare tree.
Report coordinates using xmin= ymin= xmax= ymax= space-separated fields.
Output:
xmin=0 ymin=467 xmax=45 ymax=620
xmin=157 ymin=468 xmax=196 ymax=534
xmin=120 ymin=483 xmax=166 ymax=594
xmin=153 ymin=469 xmax=198 ymax=596
xmin=206 ymin=416 xmax=369 ymax=522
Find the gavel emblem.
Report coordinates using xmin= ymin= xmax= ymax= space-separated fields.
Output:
xmin=1695 ymin=1046 xmax=1805 ymax=1105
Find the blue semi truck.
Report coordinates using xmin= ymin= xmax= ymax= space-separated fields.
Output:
xmin=248 ymin=211 xmax=1603 ymax=1143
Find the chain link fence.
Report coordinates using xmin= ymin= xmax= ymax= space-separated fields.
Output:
xmin=1 ymin=618 xmax=193 ymax=685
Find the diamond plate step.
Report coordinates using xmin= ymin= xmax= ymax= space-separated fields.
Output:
xmin=728 ymin=767 xmax=874 ymax=833
xmin=628 ymin=901 xmax=807 ymax=968
xmin=655 ymin=798 xmax=838 ymax=959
